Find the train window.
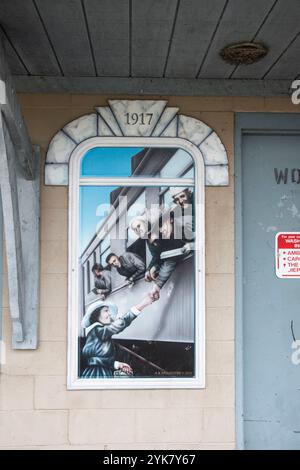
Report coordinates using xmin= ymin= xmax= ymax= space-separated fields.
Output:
xmin=99 ymin=238 xmax=111 ymax=266
xmin=69 ymin=142 xmax=204 ymax=390
xmin=126 ymin=191 xmax=146 ymax=245
xmin=159 ymin=187 xmax=173 ymax=207
xmin=86 ymin=259 xmax=91 ymax=293
xmin=94 ymin=245 xmax=101 ymax=264
xmin=101 ymin=236 xmax=110 ymax=253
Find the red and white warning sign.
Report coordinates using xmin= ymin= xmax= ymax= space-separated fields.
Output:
xmin=276 ymin=232 xmax=300 ymax=278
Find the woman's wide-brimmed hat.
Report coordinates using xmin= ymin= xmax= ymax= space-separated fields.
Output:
xmin=81 ymin=301 xmax=118 ymax=328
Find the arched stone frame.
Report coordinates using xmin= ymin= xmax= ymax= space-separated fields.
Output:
xmin=44 ymin=100 xmax=229 ymax=389
xmin=45 ymin=100 xmax=229 ymax=186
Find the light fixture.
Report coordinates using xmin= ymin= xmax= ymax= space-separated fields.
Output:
xmin=220 ymin=42 xmax=268 ymax=65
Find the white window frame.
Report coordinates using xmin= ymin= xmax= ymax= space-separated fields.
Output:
xmin=68 ymin=137 xmax=205 ymax=390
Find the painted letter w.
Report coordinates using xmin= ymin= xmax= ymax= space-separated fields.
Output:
xmin=274 ymin=168 xmax=288 ymax=184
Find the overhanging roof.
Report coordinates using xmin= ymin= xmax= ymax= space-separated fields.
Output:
xmin=1 ymin=0 xmax=299 ymax=95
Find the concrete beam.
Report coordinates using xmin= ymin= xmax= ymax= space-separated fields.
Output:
xmin=13 ymin=76 xmax=293 ymax=97
xmin=0 ymin=113 xmax=24 ymax=343
xmin=0 ymin=112 xmax=40 ymax=348
xmin=0 ymin=37 xmax=40 ymax=349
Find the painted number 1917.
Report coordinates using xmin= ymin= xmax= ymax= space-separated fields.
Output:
xmin=125 ymin=112 xmax=153 ymax=125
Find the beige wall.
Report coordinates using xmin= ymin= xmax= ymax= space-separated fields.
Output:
xmin=0 ymin=94 xmax=297 ymax=449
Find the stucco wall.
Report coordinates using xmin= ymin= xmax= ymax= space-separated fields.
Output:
xmin=0 ymin=94 xmax=296 ymax=450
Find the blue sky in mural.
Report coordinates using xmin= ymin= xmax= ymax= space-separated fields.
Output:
xmin=80 ymin=147 xmax=143 ymax=251
xmin=80 ymin=185 xmax=117 ymax=252
xmin=80 ymin=147 xmax=143 ymax=177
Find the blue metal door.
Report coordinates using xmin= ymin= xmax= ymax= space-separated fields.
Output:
xmin=236 ymin=117 xmax=300 ymax=450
